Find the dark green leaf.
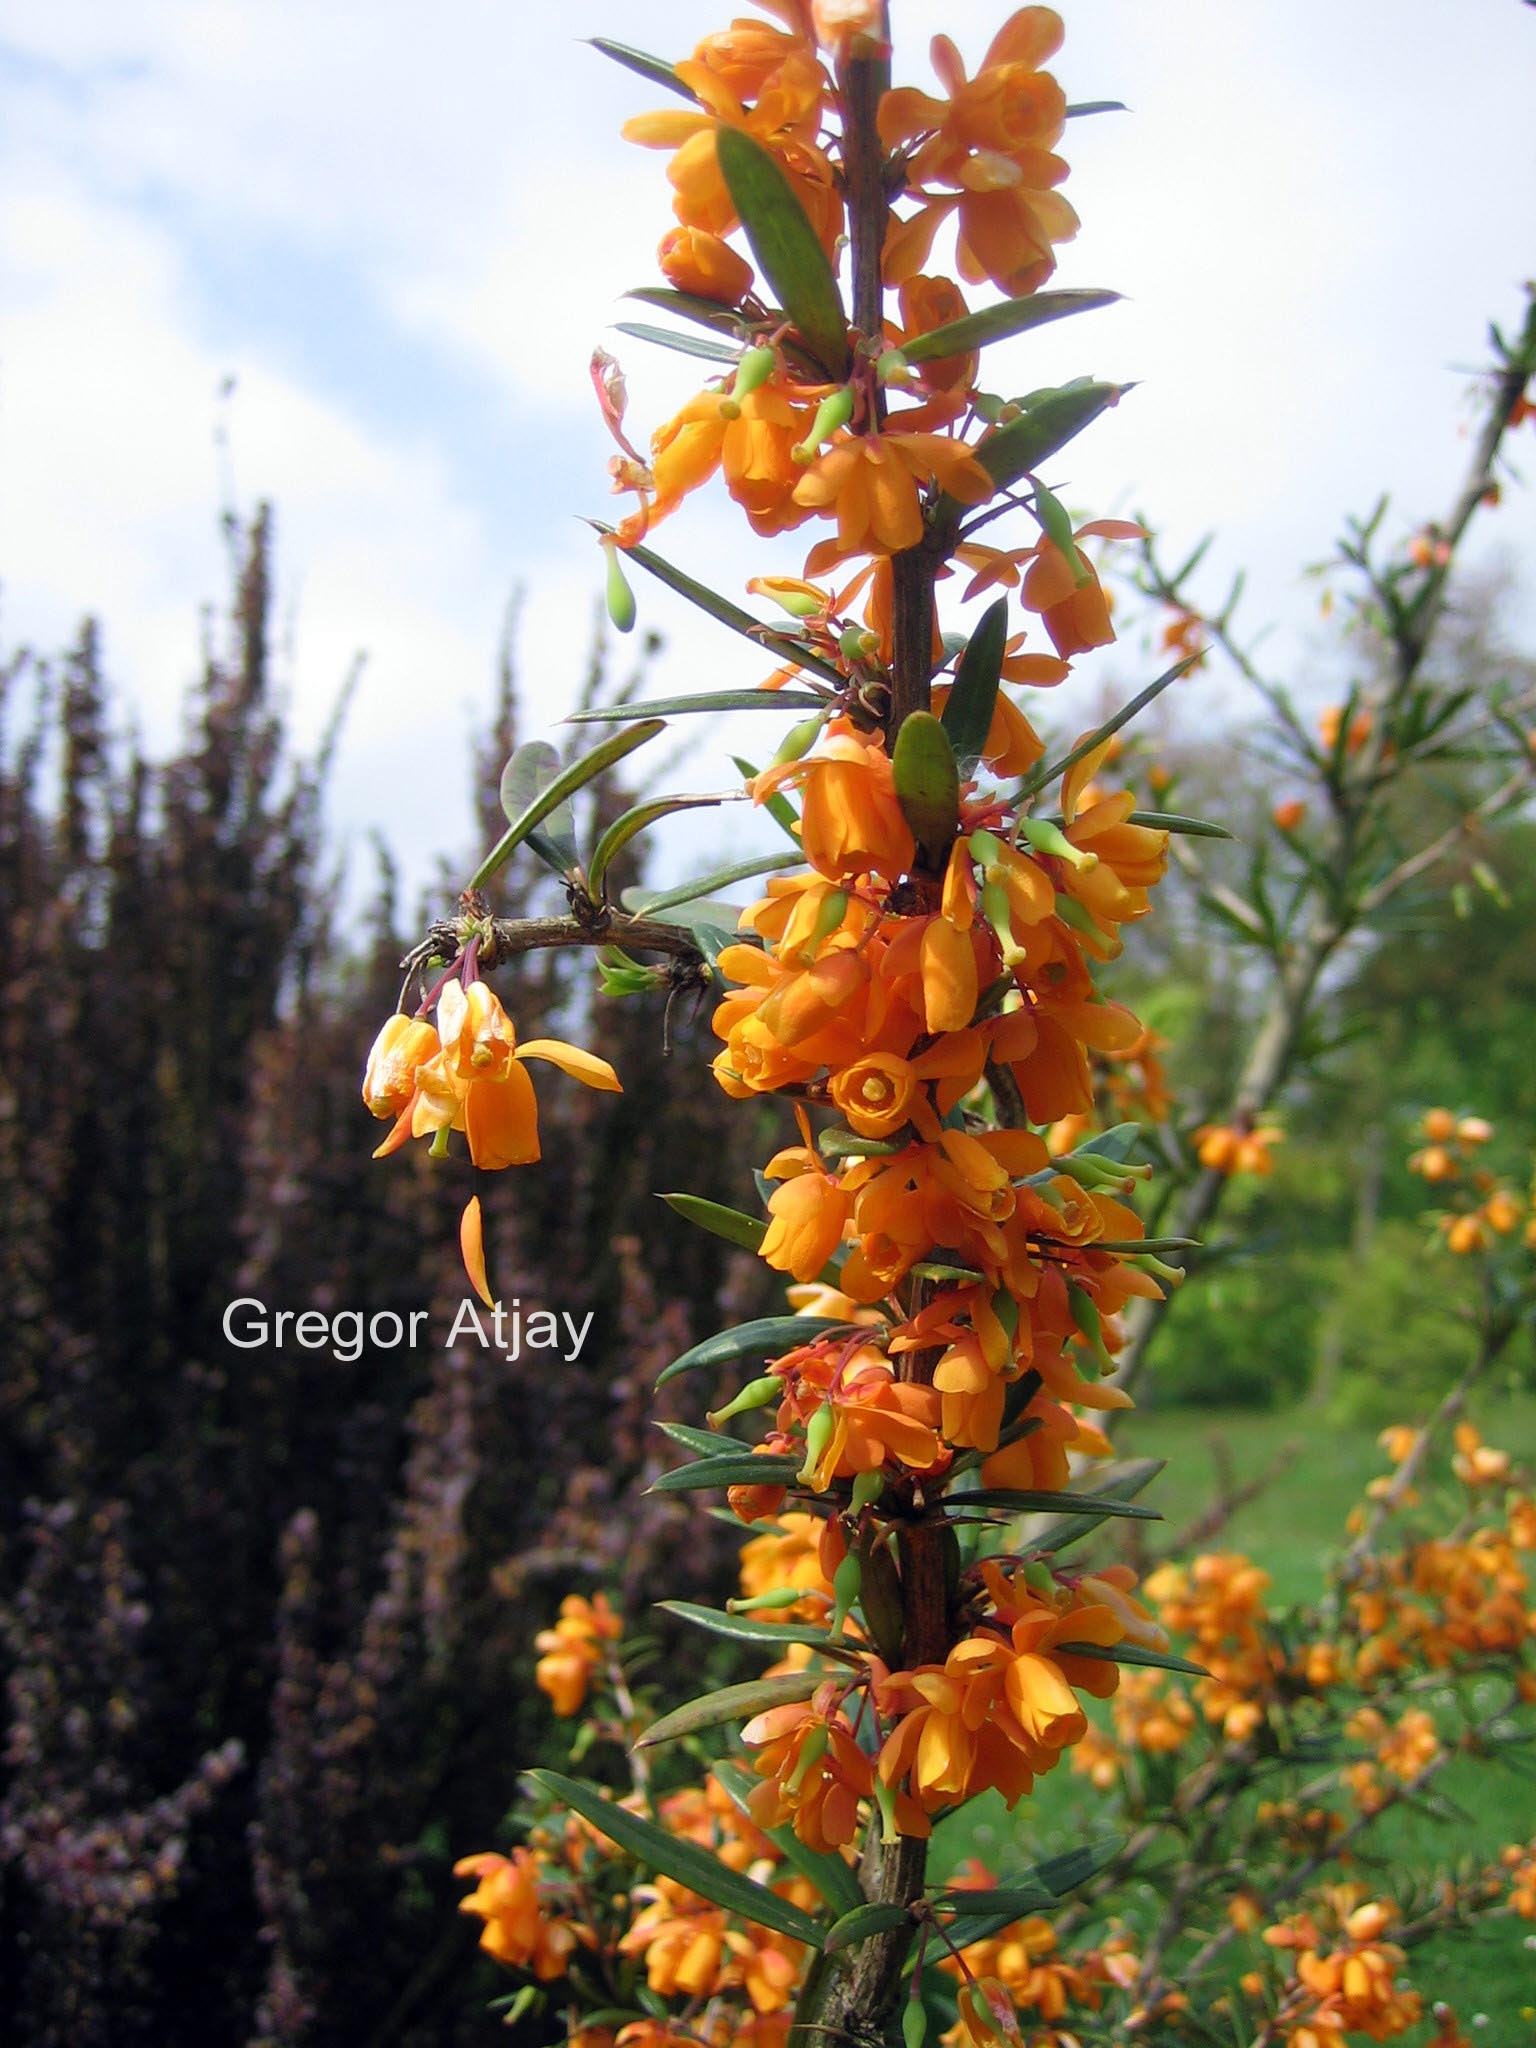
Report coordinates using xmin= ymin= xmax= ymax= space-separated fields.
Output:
xmin=932 ymin=1837 xmax=1124 ymax=1941
xmin=472 ymin=721 xmax=663 ymax=890
xmin=1019 ymin=652 xmax=1201 ymax=799
xmin=658 ymin=1602 xmax=857 ymax=1662
xmin=586 ymin=525 xmax=845 ymax=685
xmin=657 ymin=1314 xmax=854 ymax=1388
xmin=715 ymin=126 xmax=850 ymax=376
xmin=569 ymin=690 xmax=828 ymax=722
xmin=969 ymin=381 xmax=1126 ymax=499
xmin=587 ymin=38 xmax=698 ymax=101
xmin=1054 ymin=1639 xmax=1209 ymax=1678
xmin=499 ymin=740 xmax=579 ymax=875
xmin=639 ymin=1670 xmax=824 ymax=1747
xmin=712 ymin=1762 xmax=865 ymax=1916
xmin=823 ymin=1902 xmax=911 ymax=1953
xmin=625 ymin=285 xmax=755 ymax=337
xmin=941 ymin=597 xmax=1009 ymax=775
xmin=933 ymin=1883 xmax=1055 ymax=1921
xmin=649 ymin=1456 xmax=800 ymax=1496
xmin=1064 ymin=99 xmax=1126 ymax=118
xmin=589 ymin=791 xmax=742 ymax=899
xmin=899 ymin=288 xmax=1119 ymax=366
xmin=732 ymin=754 xmax=803 ymax=841
xmin=653 ymin=1420 xmax=741 ymax=1456
xmin=1066 ymin=1122 xmax=1142 ymax=1163
xmin=949 ymin=1488 xmax=1159 ymax=1520
xmin=1026 ymin=1460 xmax=1166 ymax=1552
xmin=613 ymin=320 xmax=741 ymax=363
xmin=524 ymin=1771 xmax=824 ymax=1946
xmin=892 ymin=711 xmax=960 ymax=863
xmin=1124 ymin=809 xmax=1233 ymax=839
xmin=658 ymin=1192 xmax=766 ymax=1253
xmin=628 ymin=852 xmax=801 ymax=917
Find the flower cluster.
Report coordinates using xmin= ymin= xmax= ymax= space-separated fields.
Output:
xmin=536 ymin=1592 xmax=624 ymax=1718
xmin=1408 ymin=1107 xmax=1534 ymax=1253
xmin=364 ymin=965 xmax=620 ymax=1303
xmin=1262 ymin=1896 xmax=1422 ymax=2045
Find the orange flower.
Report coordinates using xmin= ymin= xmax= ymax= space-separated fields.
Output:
xmin=454 ymin=1848 xmax=582 ymax=1978
xmin=880 ymin=9 xmax=1078 ymax=296
xmin=657 ymin=225 xmax=754 ymax=303
xmin=1193 ymin=1120 xmax=1283 ymax=1177
xmin=618 ymin=383 xmax=819 ymax=547
xmin=894 ymin=273 xmax=978 ymax=407
xmin=776 ymin=1339 xmax=945 ymax=1489
xmin=623 ymin=38 xmax=842 ymax=256
xmin=794 ymin=429 xmax=994 ymax=559
xmin=407 ymin=978 xmax=621 ymax=1170
xmin=742 ymin=1691 xmax=874 ymax=1850
xmin=761 ymin=1108 xmax=854 ymax=1280
xmin=753 ymin=718 xmax=916 ymax=883
xmin=534 ymin=1592 xmax=623 ymax=1717
xmin=362 ymin=1012 xmax=441 ymax=1126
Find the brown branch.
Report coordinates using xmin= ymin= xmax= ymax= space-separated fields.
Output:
xmin=1336 ymin=1306 xmax=1516 ymax=1577
xmin=1108 ymin=302 xmax=1535 ymax=1400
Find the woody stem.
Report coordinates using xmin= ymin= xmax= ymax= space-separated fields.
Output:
xmin=790 ymin=30 xmax=945 ymax=2048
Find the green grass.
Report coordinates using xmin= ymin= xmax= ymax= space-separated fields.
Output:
xmin=933 ymin=1394 xmax=1536 ymax=2039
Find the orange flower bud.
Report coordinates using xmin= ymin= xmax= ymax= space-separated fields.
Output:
xmin=657 ymin=225 xmax=753 ymax=304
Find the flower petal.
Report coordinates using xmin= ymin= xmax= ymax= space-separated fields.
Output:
xmin=516 ymin=1040 xmax=623 ymax=1091
xmin=460 ymin=1196 xmax=494 ymax=1309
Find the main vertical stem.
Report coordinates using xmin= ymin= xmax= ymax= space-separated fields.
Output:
xmin=790 ymin=24 xmax=946 ymax=2044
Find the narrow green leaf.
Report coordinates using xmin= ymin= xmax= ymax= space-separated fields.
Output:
xmin=658 ymin=1314 xmax=854 ymax=1388
xmin=590 ymin=791 xmax=742 ymax=900
xmin=1064 ymin=1123 xmax=1142 ymax=1164
xmin=932 ymin=1838 xmax=1124 ymax=1941
xmin=624 ymin=285 xmax=754 ymax=337
xmin=653 ymin=1420 xmax=742 ymax=1457
xmin=732 ymin=754 xmax=802 ymax=842
xmin=712 ymin=1762 xmax=865 ymax=1916
xmin=1065 ymin=99 xmax=1126 ymax=118
xmin=471 ymin=721 xmax=663 ymax=890
xmin=941 ymin=597 xmax=1009 ymax=775
xmin=948 ymin=1487 xmax=1159 ymax=1520
xmin=586 ymin=526 xmax=845 ymax=686
xmin=823 ymin=1902 xmax=911 ymax=1953
xmin=1019 ymin=652 xmax=1202 ymax=800
xmin=1054 ymin=1639 xmax=1209 ymax=1678
xmin=934 ymin=1884 xmax=1055 ymax=1921
xmin=569 ymin=690 xmax=828 ymax=722
xmin=892 ymin=711 xmax=960 ymax=864
xmin=649 ymin=1456 xmax=800 ymax=1496
xmin=499 ymin=741 xmax=579 ymax=876
xmin=639 ymin=1670 xmax=824 ymax=1747
xmin=658 ymin=1192 xmax=766 ymax=1254
xmin=972 ymin=381 xmax=1126 ymax=496
xmin=613 ymin=320 xmax=741 ymax=363
xmin=627 ymin=853 xmax=796 ymax=917
xmin=587 ymin=38 xmax=698 ymax=101
xmin=899 ymin=288 xmax=1120 ymax=366
xmin=524 ymin=1771 xmax=824 ymax=1946
xmin=1025 ymin=1459 xmax=1166 ymax=1553
xmin=715 ymin=126 xmax=850 ymax=377
xmin=658 ymin=1601 xmax=857 ymax=1662
xmin=1124 ymin=809 xmax=1233 ymax=839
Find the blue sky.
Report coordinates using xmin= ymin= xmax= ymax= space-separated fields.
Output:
xmin=2 ymin=1 xmax=1533 ymax=899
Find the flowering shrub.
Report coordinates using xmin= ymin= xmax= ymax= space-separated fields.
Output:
xmin=356 ymin=4 xmax=1536 ymax=2043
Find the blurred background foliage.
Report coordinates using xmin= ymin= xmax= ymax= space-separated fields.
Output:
xmin=0 ymin=515 xmax=1531 ymax=2044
